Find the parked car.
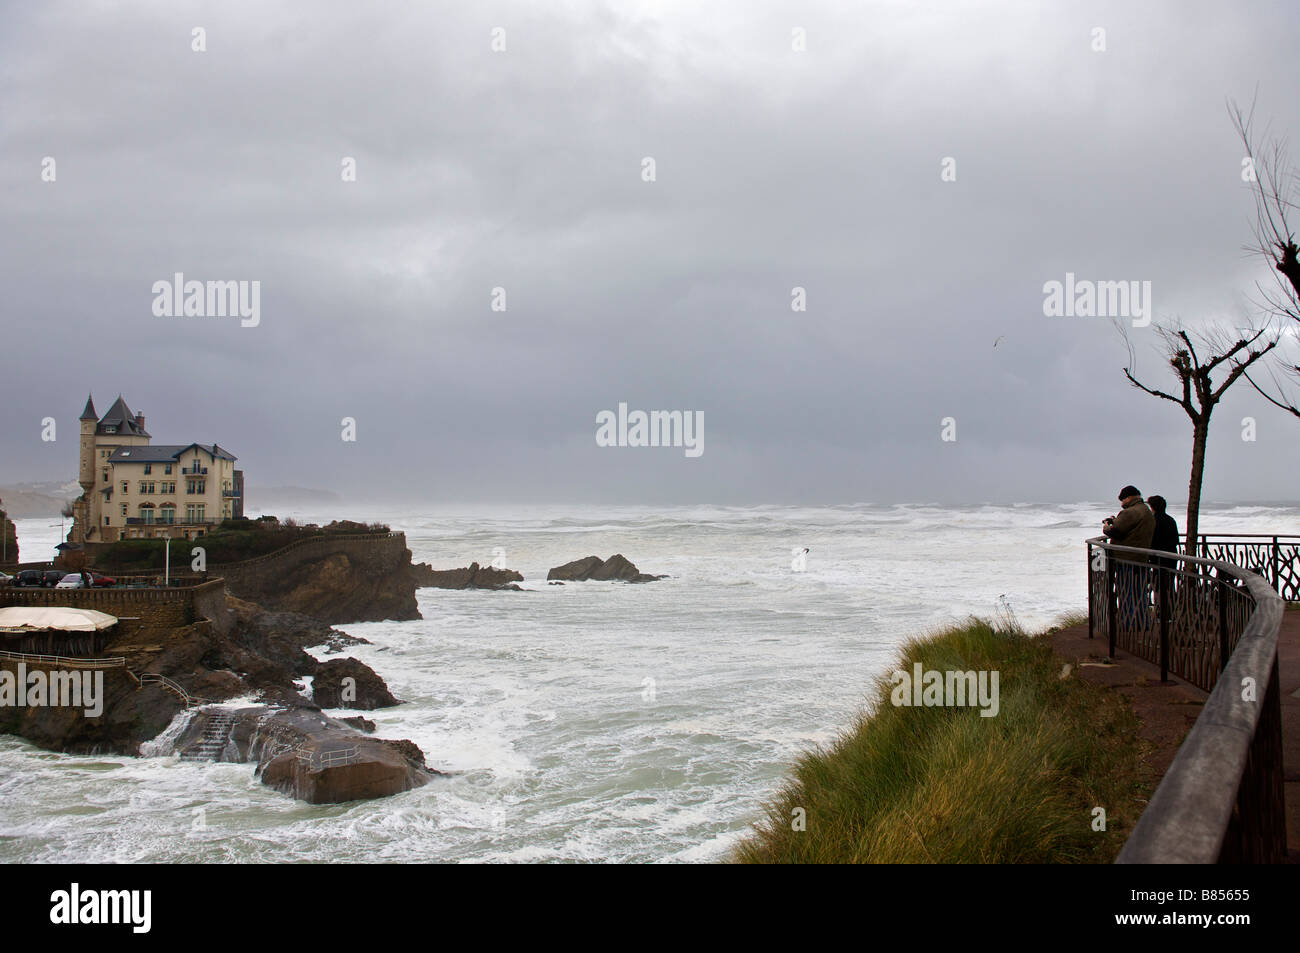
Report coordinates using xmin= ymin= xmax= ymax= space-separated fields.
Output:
xmin=89 ymin=571 xmax=116 ymax=588
xmin=0 ymin=571 xmax=12 ymax=586
xmin=15 ymin=569 xmax=45 ymax=587
xmin=55 ymin=573 xmax=88 ymax=589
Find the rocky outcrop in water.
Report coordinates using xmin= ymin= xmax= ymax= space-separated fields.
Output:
xmin=312 ymin=657 xmax=400 ymax=709
xmin=411 ymin=561 xmax=524 ymax=591
xmin=153 ymin=705 xmax=435 ymax=804
xmin=547 ymin=554 xmax=665 ymax=583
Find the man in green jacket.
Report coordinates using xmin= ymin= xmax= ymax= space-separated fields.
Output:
xmin=1102 ymin=485 xmax=1156 ymax=549
xmin=1102 ymin=485 xmax=1156 ymax=628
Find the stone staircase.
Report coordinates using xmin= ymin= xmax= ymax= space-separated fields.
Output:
xmin=180 ymin=712 xmax=235 ymax=762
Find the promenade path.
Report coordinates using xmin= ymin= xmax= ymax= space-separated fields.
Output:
xmin=1050 ymin=609 xmax=1300 ymax=863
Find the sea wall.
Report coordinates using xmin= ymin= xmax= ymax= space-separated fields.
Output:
xmin=0 ymin=579 xmax=233 ymax=637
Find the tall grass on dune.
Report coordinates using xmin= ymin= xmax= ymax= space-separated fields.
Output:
xmin=734 ymin=614 xmax=1143 ymax=863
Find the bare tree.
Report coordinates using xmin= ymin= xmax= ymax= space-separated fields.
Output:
xmin=1230 ymin=97 xmax=1300 ymax=415
xmin=1121 ymin=321 xmax=1278 ymax=551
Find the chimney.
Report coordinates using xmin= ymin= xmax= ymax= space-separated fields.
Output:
xmin=135 ymin=412 xmax=145 ymax=431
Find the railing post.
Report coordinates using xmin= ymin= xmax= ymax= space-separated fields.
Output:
xmin=1158 ymin=566 xmax=1170 ymax=683
xmin=1218 ymin=577 xmax=1231 ymax=674
xmin=1106 ymin=552 xmax=1117 ymax=660
xmin=1087 ymin=543 xmax=1095 ymax=639
xmin=1272 ymin=536 xmax=1279 ymax=592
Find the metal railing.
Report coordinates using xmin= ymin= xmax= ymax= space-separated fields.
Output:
xmin=138 ymin=672 xmax=210 ymax=708
xmin=1195 ymin=534 xmax=1300 ymax=603
xmin=0 ymin=649 xmax=125 ymax=668
xmin=1086 ymin=537 xmax=1286 ymax=863
xmin=294 ymin=744 xmax=360 ymax=769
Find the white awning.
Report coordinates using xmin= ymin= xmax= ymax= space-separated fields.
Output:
xmin=0 ymin=607 xmax=119 ymax=633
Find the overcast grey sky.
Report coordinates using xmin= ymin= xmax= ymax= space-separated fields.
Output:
xmin=3 ymin=0 xmax=1299 ymax=505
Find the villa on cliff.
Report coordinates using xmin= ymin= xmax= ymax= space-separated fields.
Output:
xmin=69 ymin=395 xmax=243 ymax=544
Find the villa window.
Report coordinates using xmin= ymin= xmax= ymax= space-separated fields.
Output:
xmin=159 ymin=506 xmax=175 ymax=524
xmin=101 ymin=470 xmax=108 ymax=482
xmin=120 ymin=504 xmax=127 ymax=517
xmin=121 ymin=482 xmax=128 ymax=494
xmin=144 ymin=464 xmax=152 ymax=475
xmin=140 ymin=505 xmax=155 ymax=524
xmin=164 ymin=464 xmax=172 ymax=475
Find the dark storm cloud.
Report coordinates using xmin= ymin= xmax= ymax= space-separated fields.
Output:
xmin=3 ymin=0 xmax=1299 ymax=504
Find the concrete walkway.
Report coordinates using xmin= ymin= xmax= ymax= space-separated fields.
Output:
xmin=1050 ymin=609 xmax=1300 ymax=863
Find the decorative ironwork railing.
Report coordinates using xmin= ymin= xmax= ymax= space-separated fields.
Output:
xmin=1195 ymin=534 xmax=1300 ymax=603
xmin=1086 ymin=537 xmax=1286 ymax=863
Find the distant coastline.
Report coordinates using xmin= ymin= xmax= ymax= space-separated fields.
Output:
xmin=0 ymin=481 xmax=340 ymax=519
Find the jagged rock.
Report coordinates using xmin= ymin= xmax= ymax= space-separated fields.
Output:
xmin=312 ymin=657 xmax=400 ymax=709
xmin=222 ymin=538 xmax=420 ymax=624
xmin=546 ymin=554 xmax=665 ymax=583
xmin=341 ymin=716 xmax=376 ymax=733
xmin=160 ymin=706 xmax=435 ymax=804
xmin=380 ymin=738 xmax=426 ymax=767
xmin=547 ymin=556 xmax=603 ymax=581
xmin=411 ymin=561 xmax=524 ymax=591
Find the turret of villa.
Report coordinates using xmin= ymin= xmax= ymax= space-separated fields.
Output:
xmin=69 ymin=395 xmax=244 ymax=544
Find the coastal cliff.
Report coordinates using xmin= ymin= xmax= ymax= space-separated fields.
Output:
xmin=218 ymin=532 xmax=420 ymax=623
xmin=0 ymin=508 xmax=16 ymax=566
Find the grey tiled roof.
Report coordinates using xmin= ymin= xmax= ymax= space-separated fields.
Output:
xmin=107 ymin=443 xmax=236 ymax=464
xmin=96 ymin=395 xmax=151 ymax=438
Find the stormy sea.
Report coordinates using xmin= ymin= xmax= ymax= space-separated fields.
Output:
xmin=1 ymin=501 xmax=1294 ymax=863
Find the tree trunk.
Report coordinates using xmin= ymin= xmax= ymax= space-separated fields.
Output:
xmin=1185 ymin=415 xmax=1209 ymax=555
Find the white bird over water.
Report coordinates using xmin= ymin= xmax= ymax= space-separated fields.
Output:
xmin=791 ymin=547 xmax=809 ymax=572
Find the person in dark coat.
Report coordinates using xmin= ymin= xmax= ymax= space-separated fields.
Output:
xmin=1147 ymin=495 xmax=1179 ymax=566
xmin=1145 ymin=495 xmax=1180 ymax=627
